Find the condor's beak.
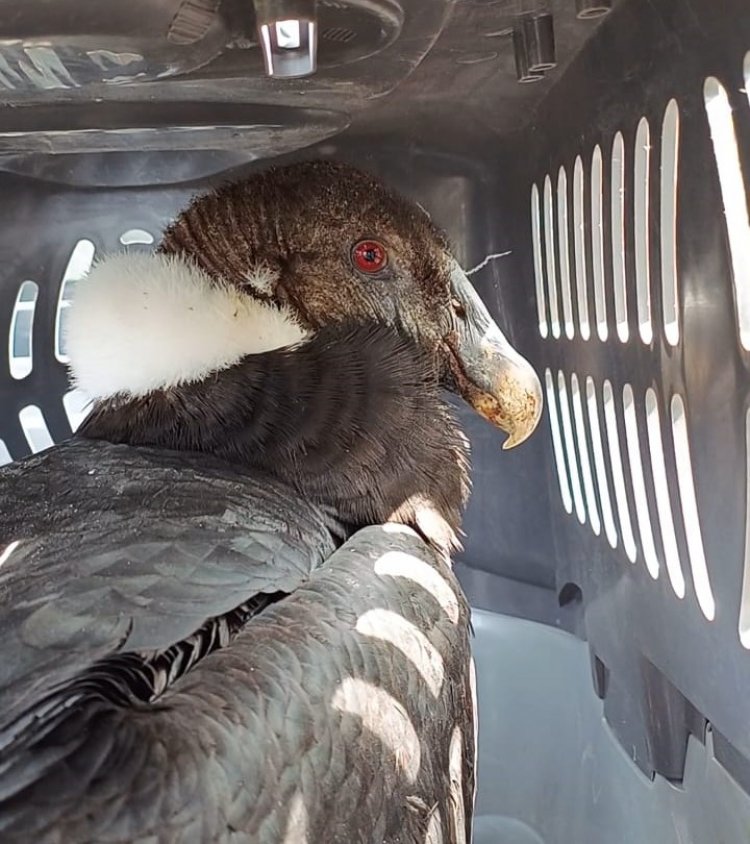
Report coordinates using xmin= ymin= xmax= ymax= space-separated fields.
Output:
xmin=444 ymin=260 xmax=543 ymax=450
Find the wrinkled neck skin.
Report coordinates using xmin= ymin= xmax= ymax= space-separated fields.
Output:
xmin=78 ymin=324 xmax=471 ymax=557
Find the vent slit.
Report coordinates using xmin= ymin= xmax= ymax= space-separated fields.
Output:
xmin=634 ymin=117 xmax=653 ymax=344
xmin=544 ymin=175 xmax=561 ymax=338
xmin=603 ymin=380 xmax=637 ymax=563
xmin=9 ymin=281 xmax=39 ymax=380
xmin=573 ymin=156 xmax=591 ymax=340
xmin=557 ymin=167 xmax=575 ymax=339
xmin=586 ymin=377 xmax=618 ymax=548
xmin=18 ymin=405 xmax=54 ymax=454
xmin=623 ymin=384 xmax=659 ymax=579
xmin=558 ymin=371 xmax=586 ymax=525
xmin=645 ymin=388 xmax=685 ymax=598
xmin=660 ymin=99 xmax=680 ymax=346
xmin=56 ymin=239 xmax=95 ymax=364
xmin=704 ymin=78 xmax=750 ymax=351
xmin=591 ymin=145 xmax=608 ymax=341
xmin=532 ymin=184 xmax=549 ymax=338
xmin=571 ymin=373 xmax=601 ymax=536
xmin=545 ymin=368 xmax=572 ymax=514
xmin=740 ymin=407 xmax=750 ymax=647
xmin=611 ymin=131 xmax=629 ymax=342
xmin=670 ymin=394 xmax=715 ymax=620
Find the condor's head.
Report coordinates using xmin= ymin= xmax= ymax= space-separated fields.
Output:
xmin=68 ymin=160 xmax=542 ymax=552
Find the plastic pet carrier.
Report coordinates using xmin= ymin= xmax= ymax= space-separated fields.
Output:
xmin=1 ymin=0 xmax=750 ymax=841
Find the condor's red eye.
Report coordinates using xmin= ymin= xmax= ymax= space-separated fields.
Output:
xmin=352 ymin=240 xmax=388 ymax=274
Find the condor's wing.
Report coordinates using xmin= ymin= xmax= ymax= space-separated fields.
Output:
xmin=0 ymin=437 xmax=336 ymax=745
xmin=0 ymin=438 xmax=475 ymax=844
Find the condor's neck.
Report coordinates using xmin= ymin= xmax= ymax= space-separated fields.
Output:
xmin=78 ymin=325 xmax=469 ymax=552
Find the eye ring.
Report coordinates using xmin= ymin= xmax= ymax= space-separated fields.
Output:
xmin=352 ymin=240 xmax=388 ymax=274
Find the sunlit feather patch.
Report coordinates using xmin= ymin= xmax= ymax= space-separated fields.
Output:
xmin=374 ymin=546 xmax=460 ymax=624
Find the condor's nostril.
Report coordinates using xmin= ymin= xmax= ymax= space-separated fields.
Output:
xmin=451 ymin=299 xmax=467 ymax=320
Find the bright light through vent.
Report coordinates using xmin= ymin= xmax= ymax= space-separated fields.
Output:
xmin=56 ymin=239 xmax=95 ymax=364
xmin=573 ymin=156 xmax=591 ymax=340
xmin=704 ymin=77 xmax=750 ymax=351
xmin=9 ymin=280 xmax=38 ymax=380
xmin=671 ymin=394 xmax=715 ymax=620
xmin=586 ymin=377 xmax=618 ymax=548
xmin=660 ymin=99 xmax=680 ymax=346
xmin=0 ymin=439 xmax=11 ymax=466
xmin=611 ymin=132 xmax=629 ymax=343
xmin=63 ymin=388 xmax=92 ymax=433
xmin=622 ymin=385 xmax=659 ymax=579
xmin=557 ymin=167 xmax=575 ymax=340
xmin=120 ymin=228 xmax=154 ymax=246
xmin=558 ymin=371 xmax=586 ymax=525
xmin=531 ymin=184 xmax=549 ymax=338
xmin=545 ymin=369 xmax=572 ymax=514
xmin=645 ymin=389 xmax=685 ymax=598
xmin=603 ymin=380 xmax=637 ymax=563
xmin=544 ymin=175 xmax=561 ymax=339
xmin=571 ymin=374 xmax=601 ymax=536
xmin=18 ymin=405 xmax=54 ymax=454
xmin=740 ymin=408 xmax=750 ymax=647
xmin=591 ymin=145 xmax=608 ymax=341
xmin=634 ymin=117 xmax=653 ymax=345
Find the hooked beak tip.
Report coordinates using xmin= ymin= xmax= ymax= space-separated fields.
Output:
xmin=467 ymin=367 xmax=544 ymax=450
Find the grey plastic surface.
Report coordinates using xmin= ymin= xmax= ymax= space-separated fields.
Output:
xmin=472 ymin=607 xmax=750 ymax=844
xmin=0 ymin=0 xmax=749 ymax=837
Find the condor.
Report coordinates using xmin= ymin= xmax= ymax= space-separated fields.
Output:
xmin=0 ymin=161 xmax=541 ymax=844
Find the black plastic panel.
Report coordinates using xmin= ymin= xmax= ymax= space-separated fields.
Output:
xmin=497 ymin=0 xmax=750 ymax=792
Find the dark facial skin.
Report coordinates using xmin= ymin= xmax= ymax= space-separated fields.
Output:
xmin=160 ymin=160 xmax=542 ymax=448
xmin=159 ymin=160 xmax=460 ymax=383
xmin=80 ymin=160 xmax=541 ymax=552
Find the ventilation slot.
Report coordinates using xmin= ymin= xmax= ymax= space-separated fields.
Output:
xmin=645 ymin=388 xmax=685 ymax=598
xmin=570 ymin=373 xmax=600 ymax=535
xmin=670 ymin=394 xmax=715 ymax=620
xmin=573 ymin=155 xmax=591 ymax=340
xmin=611 ymin=132 xmax=629 ymax=342
xmin=545 ymin=368 xmax=572 ymax=514
xmin=0 ymin=439 xmax=11 ymax=466
xmin=19 ymin=405 xmax=53 ymax=454
xmin=704 ymin=78 xmax=750 ymax=351
xmin=603 ymin=380 xmax=637 ymax=563
xmin=586 ymin=377 xmax=618 ymax=549
xmin=634 ymin=117 xmax=653 ymax=344
xmin=544 ymin=175 xmax=561 ymax=338
xmin=63 ymin=388 xmax=91 ymax=433
xmin=532 ymin=184 xmax=548 ymax=338
xmin=591 ymin=145 xmax=608 ymax=341
xmin=120 ymin=228 xmax=154 ymax=246
xmin=322 ymin=27 xmax=357 ymax=44
xmin=56 ymin=239 xmax=95 ymax=364
xmin=558 ymin=371 xmax=586 ymax=525
xmin=9 ymin=280 xmax=39 ymax=380
xmin=660 ymin=99 xmax=680 ymax=346
xmin=557 ymin=167 xmax=575 ymax=339
xmin=740 ymin=408 xmax=750 ymax=647
xmin=622 ymin=385 xmax=659 ymax=579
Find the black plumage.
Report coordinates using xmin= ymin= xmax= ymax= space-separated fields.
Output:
xmin=0 ymin=328 xmax=474 ymax=843
xmin=80 ymin=323 xmax=469 ymax=555
xmin=0 ymin=160 xmax=542 ymax=843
